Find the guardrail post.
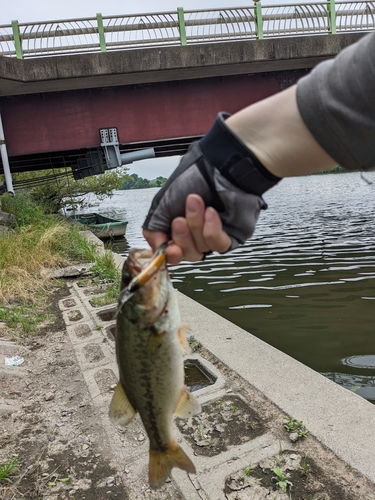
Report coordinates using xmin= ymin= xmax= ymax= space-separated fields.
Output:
xmin=11 ymin=20 xmax=23 ymax=59
xmin=177 ymin=7 xmax=187 ymax=46
xmin=327 ymin=0 xmax=336 ymax=34
xmin=254 ymin=1 xmax=263 ymax=40
xmin=96 ymin=13 xmax=107 ymax=52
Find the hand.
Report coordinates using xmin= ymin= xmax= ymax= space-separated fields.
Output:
xmin=143 ymin=195 xmax=231 ymax=265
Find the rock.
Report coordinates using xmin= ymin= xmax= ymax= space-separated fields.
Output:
xmin=106 ymin=476 xmax=115 ymax=486
xmin=44 ymin=392 xmax=55 ymax=401
xmin=289 ymin=432 xmax=299 ymax=443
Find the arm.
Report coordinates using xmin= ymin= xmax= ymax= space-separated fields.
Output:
xmin=144 ymin=32 xmax=375 ymax=263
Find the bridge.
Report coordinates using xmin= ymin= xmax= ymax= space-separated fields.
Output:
xmin=0 ymin=1 xmax=373 ymax=186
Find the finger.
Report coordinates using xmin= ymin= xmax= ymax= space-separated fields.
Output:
xmin=165 ymin=243 xmax=184 ymax=265
xmin=185 ymin=195 xmax=210 ymax=253
xmin=171 ymin=217 xmax=203 ymax=262
xmin=142 ymin=229 xmax=183 ymax=265
xmin=203 ymin=207 xmax=232 ymax=253
xmin=142 ymin=230 xmax=168 ymax=252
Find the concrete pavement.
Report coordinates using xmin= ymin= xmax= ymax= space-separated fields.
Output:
xmin=58 ymin=234 xmax=375 ymax=499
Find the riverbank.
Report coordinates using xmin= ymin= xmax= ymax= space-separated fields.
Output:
xmin=1 ymin=230 xmax=375 ymax=499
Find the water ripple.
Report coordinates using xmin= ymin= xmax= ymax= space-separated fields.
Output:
xmin=95 ymin=172 xmax=375 ymax=404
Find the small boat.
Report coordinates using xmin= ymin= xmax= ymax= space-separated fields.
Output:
xmin=67 ymin=213 xmax=128 ymax=240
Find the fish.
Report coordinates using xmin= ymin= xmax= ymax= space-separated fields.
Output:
xmin=109 ymin=247 xmax=201 ymax=489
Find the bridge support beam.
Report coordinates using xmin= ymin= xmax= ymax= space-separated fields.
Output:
xmin=0 ymin=114 xmax=14 ymax=196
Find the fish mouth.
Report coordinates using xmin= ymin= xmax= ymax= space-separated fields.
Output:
xmin=122 ymin=248 xmax=169 ymax=313
xmin=127 ymin=248 xmax=154 ymax=278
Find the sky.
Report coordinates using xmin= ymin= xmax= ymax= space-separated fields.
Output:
xmin=1 ymin=0 xmax=306 ymax=179
xmin=1 ymin=0 xmax=299 ymax=25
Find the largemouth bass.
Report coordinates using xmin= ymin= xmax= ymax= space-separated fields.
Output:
xmin=109 ymin=248 xmax=201 ymax=489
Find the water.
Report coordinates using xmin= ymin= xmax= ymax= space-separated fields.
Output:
xmin=84 ymin=172 xmax=375 ymax=404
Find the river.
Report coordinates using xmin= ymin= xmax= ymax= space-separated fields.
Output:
xmin=81 ymin=171 xmax=375 ymax=404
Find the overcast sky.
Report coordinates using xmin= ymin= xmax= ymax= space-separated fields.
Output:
xmin=1 ymin=0 xmax=307 ymax=179
xmin=0 ymin=0 xmax=301 ymax=24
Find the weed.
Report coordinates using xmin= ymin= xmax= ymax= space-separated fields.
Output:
xmin=222 ymin=432 xmax=229 ymax=443
xmin=0 ymin=213 xmax=99 ymax=305
xmin=1 ymin=191 xmax=45 ymax=228
xmin=301 ymin=459 xmax=311 ymax=477
xmin=0 ymin=305 xmax=49 ymax=334
xmin=188 ymin=335 xmax=202 ymax=352
xmin=89 ymin=251 xmax=121 ymax=307
xmin=0 ymin=457 xmax=18 ymax=483
xmin=244 ymin=466 xmax=253 ymax=476
xmin=248 ymin=420 xmax=256 ymax=430
xmin=272 ymin=467 xmax=293 ymax=494
xmin=231 ymin=404 xmax=237 ymax=412
xmin=283 ymin=417 xmax=308 ymax=438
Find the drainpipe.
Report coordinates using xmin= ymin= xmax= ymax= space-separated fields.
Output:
xmin=0 ymin=113 xmax=14 ymax=196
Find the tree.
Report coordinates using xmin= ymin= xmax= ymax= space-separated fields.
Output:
xmin=6 ymin=167 xmax=129 ymax=213
xmin=121 ymin=174 xmax=167 ymax=190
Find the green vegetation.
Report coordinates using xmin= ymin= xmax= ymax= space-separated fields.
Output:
xmin=0 ymin=192 xmax=120 ymax=335
xmin=187 ymin=335 xmax=202 ymax=352
xmin=122 ymin=173 xmax=167 ymax=190
xmin=301 ymin=458 xmax=311 ymax=477
xmin=2 ymin=167 xmax=129 ymax=213
xmin=88 ymin=251 xmax=122 ymax=307
xmin=0 ymin=457 xmax=18 ymax=483
xmin=272 ymin=467 xmax=293 ymax=493
xmin=312 ymin=165 xmax=345 ymax=175
xmin=283 ymin=417 xmax=309 ymax=438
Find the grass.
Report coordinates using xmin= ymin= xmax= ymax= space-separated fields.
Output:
xmin=0 ymin=457 xmax=18 ymax=483
xmin=0 ymin=219 xmax=97 ymax=302
xmin=0 ymin=305 xmax=50 ymax=335
xmin=89 ymin=252 xmax=121 ymax=306
xmin=0 ymin=192 xmax=120 ymax=335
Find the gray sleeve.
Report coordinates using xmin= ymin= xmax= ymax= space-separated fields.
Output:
xmin=296 ymin=32 xmax=375 ymax=171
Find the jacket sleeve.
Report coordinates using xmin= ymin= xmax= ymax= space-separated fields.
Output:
xmin=296 ymin=32 xmax=375 ymax=171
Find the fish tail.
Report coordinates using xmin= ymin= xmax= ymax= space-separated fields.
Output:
xmin=149 ymin=441 xmax=195 ymax=489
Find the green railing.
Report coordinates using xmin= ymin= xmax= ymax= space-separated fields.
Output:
xmin=1 ymin=1 xmax=374 ymax=59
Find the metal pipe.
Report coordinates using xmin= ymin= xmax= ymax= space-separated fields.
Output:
xmin=120 ymin=147 xmax=155 ymax=165
xmin=0 ymin=113 xmax=14 ymax=196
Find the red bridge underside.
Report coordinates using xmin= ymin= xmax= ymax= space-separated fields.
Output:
xmin=1 ymin=70 xmax=306 ymax=158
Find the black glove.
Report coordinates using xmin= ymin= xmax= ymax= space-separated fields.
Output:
xmin=143 ymin=112 xmax=280 ymax=251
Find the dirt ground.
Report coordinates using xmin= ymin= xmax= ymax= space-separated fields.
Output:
xmin=1 ymin=279 xmax=375 ymax=500
xmin=0 ymin=283 xmax=128 ymax=499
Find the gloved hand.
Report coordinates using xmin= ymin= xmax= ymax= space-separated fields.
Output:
xmin=143 ymin=112 xmax=280 ymax=252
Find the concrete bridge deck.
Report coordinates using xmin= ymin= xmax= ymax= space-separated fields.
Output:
xmin=0 ymin=32 xmax=366 ymax=97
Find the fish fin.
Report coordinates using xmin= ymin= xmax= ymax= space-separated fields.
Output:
xmin=109 ymin=381 xmax=136 ymax=426
xmin=149 ymin=441 xmax=195 ymax=489
xmin=174 ymin=387 xmax=201 ymax=418
xmin=178 ymin=324 xmax=191 ymax=353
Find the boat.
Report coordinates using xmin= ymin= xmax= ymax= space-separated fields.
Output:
xmin=67 ymin=213 xmax=128 ymax=240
